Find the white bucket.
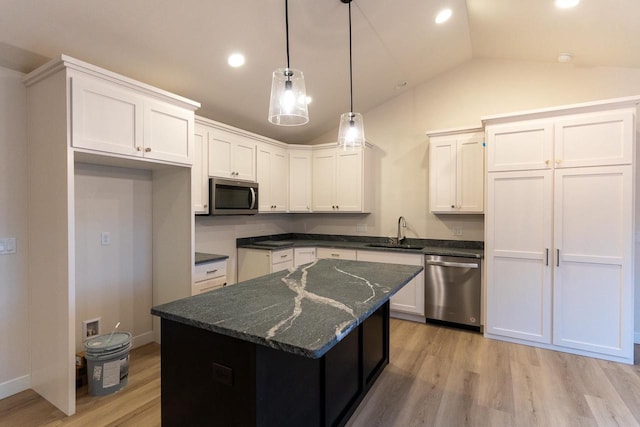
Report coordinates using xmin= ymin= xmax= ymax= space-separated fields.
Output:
xmin=84 ymin=332 xmax=132 ymax=396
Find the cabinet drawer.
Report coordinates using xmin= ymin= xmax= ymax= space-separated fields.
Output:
xmin=194 ymin=260 xmax=227 ymax=282
xmin=316 ymin=248 xmax=357 ymax=260
xmin=192 ymin=276 xmax=227 ymax=296
xmin=271 ymin=248 xmax=294 ymax=265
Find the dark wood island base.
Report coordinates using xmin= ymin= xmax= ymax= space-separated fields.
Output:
xmin=161 ymin=302 xmax=389 ymax=427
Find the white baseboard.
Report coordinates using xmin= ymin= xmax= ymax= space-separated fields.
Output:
xmin=131 ymin=331 xmax=155 ymax=349
xmin=390 ymin=311 xmax=425 ymax=323
xmin=0 ymin=374 xmax=30 ymax=400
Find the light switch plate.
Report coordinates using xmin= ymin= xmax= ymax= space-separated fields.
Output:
xmin=101 ymin=232 xmax=112 ymax=246
xmin=5 ymin=238 xmax=16 ymax=253
xmin=0 ymin=239 xmax=5 ymax=253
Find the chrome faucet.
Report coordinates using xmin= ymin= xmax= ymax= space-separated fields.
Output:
xmin=397 ymin=216 xmax=407 ymax=244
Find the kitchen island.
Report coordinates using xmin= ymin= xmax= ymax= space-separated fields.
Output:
xmin=151 ymin=259 xmax=423 ymax=427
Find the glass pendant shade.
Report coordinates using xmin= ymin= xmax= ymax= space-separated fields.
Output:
xmin=337 ymin=112 xmax=365 ymax=149
xmin=268 ymin=67 xmax=309 ymax=126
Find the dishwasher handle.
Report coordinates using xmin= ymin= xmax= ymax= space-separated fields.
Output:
xmin=426 ymin=260 xmax=479 ymax=269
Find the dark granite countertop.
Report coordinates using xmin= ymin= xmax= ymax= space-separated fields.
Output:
xmin=195 ymin=252 xmax=229 ymax=264
xmin=237 ymin=233 xmax=484 ymax=258
xmin=151 ymin=259 xmax=423 ymax=359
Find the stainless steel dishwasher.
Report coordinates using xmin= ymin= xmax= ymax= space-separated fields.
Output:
xmin=424 ymin=254 xmax=481 ymax=329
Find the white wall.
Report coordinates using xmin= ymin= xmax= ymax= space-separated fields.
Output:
xmin=195 ymin=215 xmax=291 ymax=284
xmin=74 ymin=163 xmax=153 ymax=352
xmin=298 ymin=58 xmax=640 ymax=242
xmin=300 ymin=57 xmax=640 ymax=340
xmin=0 ymin=66 xmax=29 ymax=399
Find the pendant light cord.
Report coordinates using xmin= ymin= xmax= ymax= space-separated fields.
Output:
xmin=348 ymin=1 xmax=353 ymax=114
xmin=285 ymin=0 xmax=291 ymax=70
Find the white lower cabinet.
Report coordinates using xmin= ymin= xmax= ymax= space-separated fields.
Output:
xmin=294 ymin=247 xmax=316 ymax=267
xmin=316 ymin=247 xmax=357 ymax=260
xmin=192 ymin=260 xmax=227 ymax=295
xmin=237 ymin=248 xmax=294 ymax=282
xmin=356 ymin=250 xmax=425 ymax=318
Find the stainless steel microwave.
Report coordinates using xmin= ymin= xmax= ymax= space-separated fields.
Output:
xmin=208 ymin=178 xmax=258 ymax=215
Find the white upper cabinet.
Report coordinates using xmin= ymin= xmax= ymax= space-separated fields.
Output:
xmin=428 ymin=128 xmax=484 ymax=214
xmin=554 ymin=110 xmax=633 ymax=168
xmin=192 ymin=123 xmax=209 ymax=215
xmin=208 ymin=126 xmax=256 ymax=181
xmin=312 ymin=144 xmax=372 ymax=213
xmin=257 ymin=142 xmax=288 ymax=212
xmin=289 ymin=147 xmax=312 ymax=213
xmin=71 ymin=72 xmax=195 ymax=165
xmin=486 ymin=120 xmax=553 ymax=172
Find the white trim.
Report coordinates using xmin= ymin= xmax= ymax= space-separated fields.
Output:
xmin=0 ymin=375 xmax=30 ymax=400
xmin=390 ymin=311 xmax=426 ymax=324
xmin=131 ymin=331 xmax=155 ymax=349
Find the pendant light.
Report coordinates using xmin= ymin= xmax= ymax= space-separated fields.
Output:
xmin=268 ymin=0 xmax=309 ymax=126
xmin=337 ymin=0 xmax=365 ymax=149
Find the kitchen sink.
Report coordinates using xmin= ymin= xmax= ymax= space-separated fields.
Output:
xmin=365 ymin=243 xmax=424 ymax=250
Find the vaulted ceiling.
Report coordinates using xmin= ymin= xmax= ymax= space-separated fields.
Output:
xmin=2 ymin=0 xmax=639 ymax=143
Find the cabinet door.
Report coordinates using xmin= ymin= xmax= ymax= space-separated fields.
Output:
xmin=312 ymin=149 xmax=336 ymax=212
xmin=71 ymin=74 xmax=143 ymax=156
xmin=208 ymin=130 xmax=234 ymax=178
xmin=294 ymin=247 xmax=317 ymax=267
xmin=485 ymin=170 xmax=553 ymax=343
xmin=257 ymin=146 xmax=273 ymax=212
xmin=289 ymin=150 xmax=312 ymax=212
xmin=335 ymin=150 xmax=363 ymax=212
xmin=552 ymin=166 xmax=633 ymax=359
xmin=270 ymin=148 xmax=288 ymax=211
xmin=143 ymin=100 xmax=193 ymax=165
xmin=457 ymin=136 xmax=484 ymax=213
xmin=232 ymin=141 xmax=256 ymax=181
xmin=357 ymin=250 xmax=425 ymax=316
xmin=429 ymin=138 xmax=457 ymax=213
xmin=192 ymin=125 xmax=209 ymax=214
xmin=554 ymin=111 xmax=634 ymax=168
xmin=486 ymin=120 xmax=553 ymax=172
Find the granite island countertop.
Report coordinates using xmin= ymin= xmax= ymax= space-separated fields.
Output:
xmin=151 ymin=259 xmax=423 ymax=359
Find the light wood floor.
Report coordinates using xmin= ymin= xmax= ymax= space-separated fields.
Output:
xmin=2 ymin=319 xmax=640 ymax=427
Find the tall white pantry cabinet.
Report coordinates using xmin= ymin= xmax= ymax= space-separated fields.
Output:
xmin=23 ymin=55 xmax=199 ymax=415
xmin=483 ymin=96 xmax=639 ymax=364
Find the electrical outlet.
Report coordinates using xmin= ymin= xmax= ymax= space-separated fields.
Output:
xmin=101 ymin=231 xmax=112 ymax=246
xmin=0 ymin=237 xmax=17 ymax=255
xmin=452 ymin=226 xmax=463 ymax=236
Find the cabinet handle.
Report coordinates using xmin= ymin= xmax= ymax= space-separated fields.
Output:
xmin=545 ymin=248 xmax=549 ymax=266
xmin=556 ymin=249 xmax=560 ymax=267
xmin=206 ymin=269 xmax=218 ymax=274
xmin=145 ymin=147 xmax=151 ymax=152
xmin=280 ymin=254 xmax=288 ymax=258
xmin=331 ymin=253 xmax=340 ymax=257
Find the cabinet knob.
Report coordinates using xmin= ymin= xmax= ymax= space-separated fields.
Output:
xmin=336 ymin=206 xmax=339 ymax=209
xmin=451 ymin=205 xmax=455 ymax=208
xmin=136 ymin=146 xmax=142 ymax=152
xmin=145 ymin=147 xmax=151 ymax=152
xmin=545 ymin=160 xmax=550 ymax=166
xmin=556 ymin=159 xmax=561 ymax=164
xmin=204 ymin=204 xmax=208 ymax=208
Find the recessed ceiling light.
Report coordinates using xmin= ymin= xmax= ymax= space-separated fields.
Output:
xmin=227 ymin=53 xmax=245 ymax=68
xmin=558 ymin=53 xmax=573 ymax=62
xmin=435 ymin=8 xmax=452 ymax=24
xmin=555 ymin=0 xmax=579 ymax=9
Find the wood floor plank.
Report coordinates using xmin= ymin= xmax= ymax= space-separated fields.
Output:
xmin=4 ymin=322 xmax=640 ymax=427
